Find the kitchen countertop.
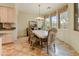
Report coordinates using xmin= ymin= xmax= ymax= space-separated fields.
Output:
xmin=0 ymin=30 xmax=14 ymax=33
xmin=0 ymin=29 xmax=15 ymax=35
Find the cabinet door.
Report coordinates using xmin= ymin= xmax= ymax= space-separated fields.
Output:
xmin=5 ymin=34 xmax=14 ymax=43
xmin=2 ymin=35 xmax=6 ymax=44
xmin=0 ymin=7 xmax=8 ymax=22
xmin=0 ymin=7 xmax=16 ymax=23
xmin=7 ymin=8 xmax=16 ymax=23
xmin=12 ymin=8 xmax=16 ymax=23
xmin=7 ymin=8 xmax=11 ymax=23
xmin=0 ymin=7 xmax=1 ymax=22
xmin=2 ymin=33 xmax=14 ymax=44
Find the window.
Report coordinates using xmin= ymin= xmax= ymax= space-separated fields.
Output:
xmin=45 ymin=17 xmax=50 ymax=30
xmin=37 ymin=20 xmax=44 ymax=29
xmin=74 ymin=3 xmax=79 ymax=31
xmin=51 ymin=16 xmax=57 ymax=28
xmin=60 ymin=10 xmax=69 ymax=29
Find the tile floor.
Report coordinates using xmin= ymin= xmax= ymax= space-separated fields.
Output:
xmin=2 ymin=37 xmax=79 ymax=56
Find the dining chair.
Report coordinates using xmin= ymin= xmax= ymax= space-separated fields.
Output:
xmin=28 ymin=27 xmax=31 ymax=43
xmin=42 ymin=28 xmax=58 ymax=55
xmin=29 ymin=31 xmax=35 ymax=46
xmin=29 ymin=29 xmax=40 ymax=49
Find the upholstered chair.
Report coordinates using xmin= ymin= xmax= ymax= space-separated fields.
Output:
xmin=47 ymin=28 xmax=58 ymax=55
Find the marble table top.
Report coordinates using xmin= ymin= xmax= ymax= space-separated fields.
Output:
xmin=32 ymin=30 xmax=48 ymax=39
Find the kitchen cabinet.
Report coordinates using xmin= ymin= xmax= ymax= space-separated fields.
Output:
xmin=7 ymin=8 xmax=16 ymax=23
xmin=0 ymin=6 xmax=17 ymax=44
xmin=2 ymin=31 xmax=16 ymax=44
xmin=0 ymin=7 xmax=7 ymax=22
xmin=0 ymin=6 xmax=16 ymax=23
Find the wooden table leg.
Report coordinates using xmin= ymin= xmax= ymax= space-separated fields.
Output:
xmin=41 ymin=39 xmax=43 ymax=48
xmin=47 ymin=41 xmax=49 ymax=54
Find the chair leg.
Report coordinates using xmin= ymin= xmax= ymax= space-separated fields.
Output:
xmin=28 ymin=37 xmax=30 ymax=43
xmin=47 ymin=42 xmax=49 ymax=54
xmin=53 ymin=44 xmax=56 ymax=55
xmin=30 ymin=41 xmax=32 ymax=46
xmin=41 ymin=39 xmax=43 ymax=48
xmin=31 ymin=41 xmax=35 ymax=50
xmin=47 ymin=45 xmax=49 ymax=54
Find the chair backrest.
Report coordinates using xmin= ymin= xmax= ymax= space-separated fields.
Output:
xmin=28 ymin=28 xmax=31 ymax=36
xmin=28 ymin=28 xmax=33 ymax=37
xmin=30 ymin=30 xmax=34 ymax=38
xmin=48 ymin=28 xmax=58 ymax=44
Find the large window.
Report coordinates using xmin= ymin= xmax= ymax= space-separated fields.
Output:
xmin=51 ymin=16 xmax=57 ymax=28
xmin=60 ymin=10 xmax=69 ymax=29
xmin=74 ymin=3 xmax=79 ymax=31
xmin=45 ymin=17 xmax=50 ymax=30
xmin=44 ymin=5 xmax=68 ymax=29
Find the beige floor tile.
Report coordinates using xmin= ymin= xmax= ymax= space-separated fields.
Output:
xmin=2 ymin=37 xmax=79 ymax=56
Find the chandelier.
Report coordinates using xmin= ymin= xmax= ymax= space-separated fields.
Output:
xmin=36 ymin=5 xmax=44 ymax=20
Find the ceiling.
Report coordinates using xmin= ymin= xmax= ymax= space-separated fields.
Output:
xmin=16 ymin=3 xmax=67 ymax=18
xmin=0 ymin=3 xmax=15 ymax=7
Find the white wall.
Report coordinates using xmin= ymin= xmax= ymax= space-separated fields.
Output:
xmin=17 ymin=11 xmax=36 ymax=37
xmin=57 ymin=3 xmax=79 ymax=52
xmin=17 ymin=11 xmax=28 ymax=37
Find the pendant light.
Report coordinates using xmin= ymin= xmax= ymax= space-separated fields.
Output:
xmin=36 ymin=5 xmax=44 ymax=20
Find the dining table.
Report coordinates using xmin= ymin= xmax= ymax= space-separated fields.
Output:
xmin=32 ymin=29 xmax=57 ymax=54
xmin=32 ymin=30 xmax=48 ymax=48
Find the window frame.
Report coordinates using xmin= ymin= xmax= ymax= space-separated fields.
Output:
xmin=74 ymin=3 xmax=79 ymax=31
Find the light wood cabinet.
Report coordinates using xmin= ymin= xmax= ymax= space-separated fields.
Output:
xmin=7 ymin=8 xmax=16 ymax=23
xmin=0 ymin=6 xmax=17 ymax=44
xmin=0 ymin=6 xmax=16 ymax=23
xmin=0 ymin=7 xmax=7 ymax=22
xmin=2 ymin=31 xmax=15 ymax=44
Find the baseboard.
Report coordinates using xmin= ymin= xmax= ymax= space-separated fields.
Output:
xmin=17 ymin=35 xmax=26 ymax=38
xmin=2 ymin=42 xmax=14 ymax=45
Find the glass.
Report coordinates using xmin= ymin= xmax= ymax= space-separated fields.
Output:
xmin=60 ymin=10 xmax=69 ymax=29
xmin=51 ymin=16 xmax=57 ymax=28
xmin=45 ymin=17 xmax=50 ymax=30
